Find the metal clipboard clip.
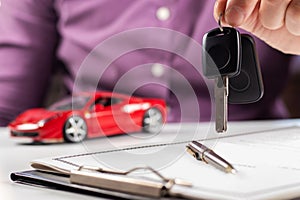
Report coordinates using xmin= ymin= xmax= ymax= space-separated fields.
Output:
xmin=70 ymin=165 xmax=192 ymax=198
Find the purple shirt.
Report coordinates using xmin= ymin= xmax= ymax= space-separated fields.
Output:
xmin=0 ymin=0 xmax=292 ymax=126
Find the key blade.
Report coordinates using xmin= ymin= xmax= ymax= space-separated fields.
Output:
xmin=215 ymin=76 xmax=228 ymax=133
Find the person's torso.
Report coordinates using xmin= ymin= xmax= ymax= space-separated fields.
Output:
xmin=53 ymin=0 xmax=291 ymax=122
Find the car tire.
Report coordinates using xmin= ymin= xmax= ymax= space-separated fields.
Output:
xmin=142 ymin=108 xmax=163 ymax=133
xmin=63 ymin=115 xmax=87 ymax=143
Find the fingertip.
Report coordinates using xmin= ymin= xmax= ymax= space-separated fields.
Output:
xmin=286 ymin=0 xmax=300 ymax=36
xmin=225 ymin=6 xmax=246 ymax=27
xmin=214 ymin=0 xmax=227 ymax=22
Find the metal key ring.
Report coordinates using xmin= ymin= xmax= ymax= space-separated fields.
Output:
xmin=218 ymin=13 xmax=224 ymax=32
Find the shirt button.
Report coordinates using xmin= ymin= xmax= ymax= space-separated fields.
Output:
xmin=156 ymin=6 xmax=171 ymax=21
xmin=151 ymin=63 xmax=165 ymax=77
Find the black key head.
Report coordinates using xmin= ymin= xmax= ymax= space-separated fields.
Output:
xmin=228 ymin=34 xmax=264 ymax=104
xmin=202 ymin=27 xmax=242 ymax=79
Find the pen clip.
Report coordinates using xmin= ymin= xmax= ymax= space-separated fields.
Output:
xmin=186 ymin=146 xmax=199 ymax=159
xmin=186 ymin=141 xmax=210 ymax=163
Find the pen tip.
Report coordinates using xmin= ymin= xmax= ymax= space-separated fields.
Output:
xmin=230 ymin=168 xmax=237 ymax=174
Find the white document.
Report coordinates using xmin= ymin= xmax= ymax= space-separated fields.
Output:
xmin=30 ymin=121 xmax=300 ymax=200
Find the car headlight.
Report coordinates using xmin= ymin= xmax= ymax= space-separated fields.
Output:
xmin=16 ymin=123 xmax=39 ymax=130
xmin=37 ymin=119 xmax=47 ymax=127
xmin=37 ymin=115 xmax=58 ymax=127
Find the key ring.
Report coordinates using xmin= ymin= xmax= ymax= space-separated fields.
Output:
xmin=218 ymin=13 xmax=224 ymax=32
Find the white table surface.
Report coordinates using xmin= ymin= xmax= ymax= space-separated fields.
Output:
xmin=2 ymin=119 xmax=300 ymax=200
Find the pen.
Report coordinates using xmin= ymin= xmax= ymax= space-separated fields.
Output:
xmin=186 ymin=141 xmax=237 ymax=174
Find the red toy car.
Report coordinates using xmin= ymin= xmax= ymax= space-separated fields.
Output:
xmin=9 ymin=91 xmax=167 ymax=143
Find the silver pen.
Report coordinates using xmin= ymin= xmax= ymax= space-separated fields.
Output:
xmin=186 ymin=141 xmax=237 ymax=174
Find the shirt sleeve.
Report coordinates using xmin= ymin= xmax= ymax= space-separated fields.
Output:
xmin=0 ymin=0 xmax=58 ymax=126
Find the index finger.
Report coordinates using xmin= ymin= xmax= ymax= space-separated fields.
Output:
xmin=260 ymin=0 xmax=292 ymax=30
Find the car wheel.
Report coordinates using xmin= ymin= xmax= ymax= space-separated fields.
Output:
xmin=143 ymin=108 xmax=163 ymax=133
xmin=63 ymin=115 xmax=87 ymax=143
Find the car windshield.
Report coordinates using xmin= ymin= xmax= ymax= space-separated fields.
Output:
xmin=48 ymin=96 xmax=91 ymax=111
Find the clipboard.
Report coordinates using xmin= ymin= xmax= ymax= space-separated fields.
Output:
xmin=10 ymin=122 xmax=300 ymax=200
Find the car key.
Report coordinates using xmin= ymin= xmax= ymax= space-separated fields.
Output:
xmin=202 ymin=21 xmax=241 ymax=132
xmin=214 ymin=76 xmax=229 ymax=132
xmin=228 ymin=34 xmax=264 ymax=104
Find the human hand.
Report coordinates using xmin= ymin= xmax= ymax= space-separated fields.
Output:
xmin=214 ymin=0 xmax=300 ymax=55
